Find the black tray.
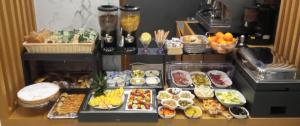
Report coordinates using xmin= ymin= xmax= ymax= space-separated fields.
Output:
xmin=78 ymin=89 xmax=158 ymax=122
xmin=106 ymin=70 xmax=164 ymax=90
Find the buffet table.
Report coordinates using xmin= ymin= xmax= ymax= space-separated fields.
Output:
xmin=7 ymin=27 xmax=300 ymax=126
xmin=3 ymin=107 xmax=300 ymax=126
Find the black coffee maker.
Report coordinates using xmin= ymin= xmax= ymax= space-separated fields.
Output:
xmin=98 ymin=5 xmax=118 ymax=52
xmin=243 ymin=1 xmax=279 ymax=45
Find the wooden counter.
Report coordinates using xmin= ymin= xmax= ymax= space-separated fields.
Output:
xmin=1 ymin=106 xmax=300 ymax=126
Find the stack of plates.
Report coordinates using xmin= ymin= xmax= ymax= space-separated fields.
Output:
xmin=17 ymin=82 xmax=60 ymax=108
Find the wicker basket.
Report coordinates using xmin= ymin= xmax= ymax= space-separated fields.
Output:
xmin=23 ymin=42 xmax=95 ymax=54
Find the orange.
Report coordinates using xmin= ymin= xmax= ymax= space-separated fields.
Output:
xmin=215 ymin=32 xmax=224 ymax=39
xmin=223 ymin=32 xmax=233 ymax=42
xmin=217 ymin=37 xmax=225 ymax=43
xmin=210 ymin=36 xmax=218 ymax=42
xmin=220 ymin=39 xmax=227 ymax=44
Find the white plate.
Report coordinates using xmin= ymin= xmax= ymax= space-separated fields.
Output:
xmin=215 ymin=89 xmax=246 ymax=107
xmin=194 ymin=85 xmax=214 ymax=99
xmin=130 ymin=78 xmax=146 ymax=85
xmin=207 ymin=70 xmax=232 ymax=88
xmin=171 ymin=70 xmax=193 ymax=87
xmin=146 ymin=77 xmax=161 ymax=85
xmin=145 ymin=70 xmax=160 ymax=77
xmin=17 ymin=82 xmax=60 ymax=103
xmin=190 ymin=71 xmax=211 ymax=87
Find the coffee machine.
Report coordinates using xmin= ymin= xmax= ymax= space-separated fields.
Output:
xmin=120 ymin=5 xmax=140 ymax=53
xmin=195 ymin=0 xmax=254 ymax=33
xmin=98 ymin=5 xmax=118 ymax=52
xmin=243 ymin=0 xmax=280 ymax=45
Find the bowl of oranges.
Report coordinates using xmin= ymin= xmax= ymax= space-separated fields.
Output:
xmin=208 ymin=32 xmax=237 ymax=54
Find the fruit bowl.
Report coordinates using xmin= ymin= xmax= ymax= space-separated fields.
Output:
xmin=208 ymin=32 xmax=237 ymax=54
xmin=209 ymin=41 xmax=237 ymax=54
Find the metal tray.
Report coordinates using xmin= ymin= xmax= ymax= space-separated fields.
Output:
xmin=47 ymin=92 xmax=87 ymax=119
xmin=106 ymin=70 xmax=164 ymax=90
xmin=167 ymin=62 xmax=235 ymax=90
xmin=78 ymin=89 xmax=158 ymax=122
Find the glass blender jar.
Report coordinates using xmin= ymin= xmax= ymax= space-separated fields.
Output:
xmin=120 ymin=4 xmax=140 ymax=53
xmin=98 ymin=5 xmax=118 ymax=53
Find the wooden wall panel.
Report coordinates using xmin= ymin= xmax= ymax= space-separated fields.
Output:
xmin=274 ymin=0 xmax=300 ymax=69
xmin=0 ymin=0 xmax=35 ymax=118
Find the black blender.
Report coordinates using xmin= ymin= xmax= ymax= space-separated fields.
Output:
xmin=120 ymin=5 xmax=140 ymax=53
xmin=98 ymin=5 xmax=118 ymax=53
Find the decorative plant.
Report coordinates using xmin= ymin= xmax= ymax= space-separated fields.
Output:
xmin=90 ymin=73 xmax=107 ymax=97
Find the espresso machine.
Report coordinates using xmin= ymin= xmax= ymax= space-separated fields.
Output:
xmin=120 ymin=5 xmax=140 ymax=53
xmin=195 ymin=0 xmax=254 ymax=33
xmin=242 ymin=1 xmax=279 ymax=45
xmin=98 ymin=5 xmax=118 ymax=52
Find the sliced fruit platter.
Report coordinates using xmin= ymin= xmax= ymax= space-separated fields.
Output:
xmin=215 ymin=89 xmax=246 ymax=107
xmin=126 ymin=89 xmax=153 ymax=111
xmin=207 ymin=70 xmax=232 ymax=88
xmin=88 ymin=88 xmax=125 ymax=110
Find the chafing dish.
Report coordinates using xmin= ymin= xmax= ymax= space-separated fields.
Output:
xmin=235 ymin=47 xmax=299 ymax=82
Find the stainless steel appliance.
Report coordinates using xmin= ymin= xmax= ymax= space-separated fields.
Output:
xmin=195 ymin=0 xmax=254 ymax=33
xmin=243 ymin=2 xmax=279 ymax=45
xmin=98 ymin=5 xmax=118 ymax=53
xmin=233 ymin=47 xmax=300 ymax=117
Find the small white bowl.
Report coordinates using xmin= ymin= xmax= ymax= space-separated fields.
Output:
xmin=177 ymin=98 xmax=194 ymax=110
xmin=229 ymin=106 xmax=250 ymax=119
xmin=145 ymin=70 xmax=160 ymax=77
xmin=161 ymin=99 xmax=178 ymax=110
xmin=166 ymin=88 xmax=182 ymax=95
xmin=146 ymin=76 xmax=161 ymax=85
xmin=158 ymin=106 xmax=176 ymax=119
xmin=130 ymin=78 xmax=145 ymax=85
xmin=178 ymin=91 xmax=195 ymax=100
xmin=157 ymin=91 xmax=172 ymax=101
